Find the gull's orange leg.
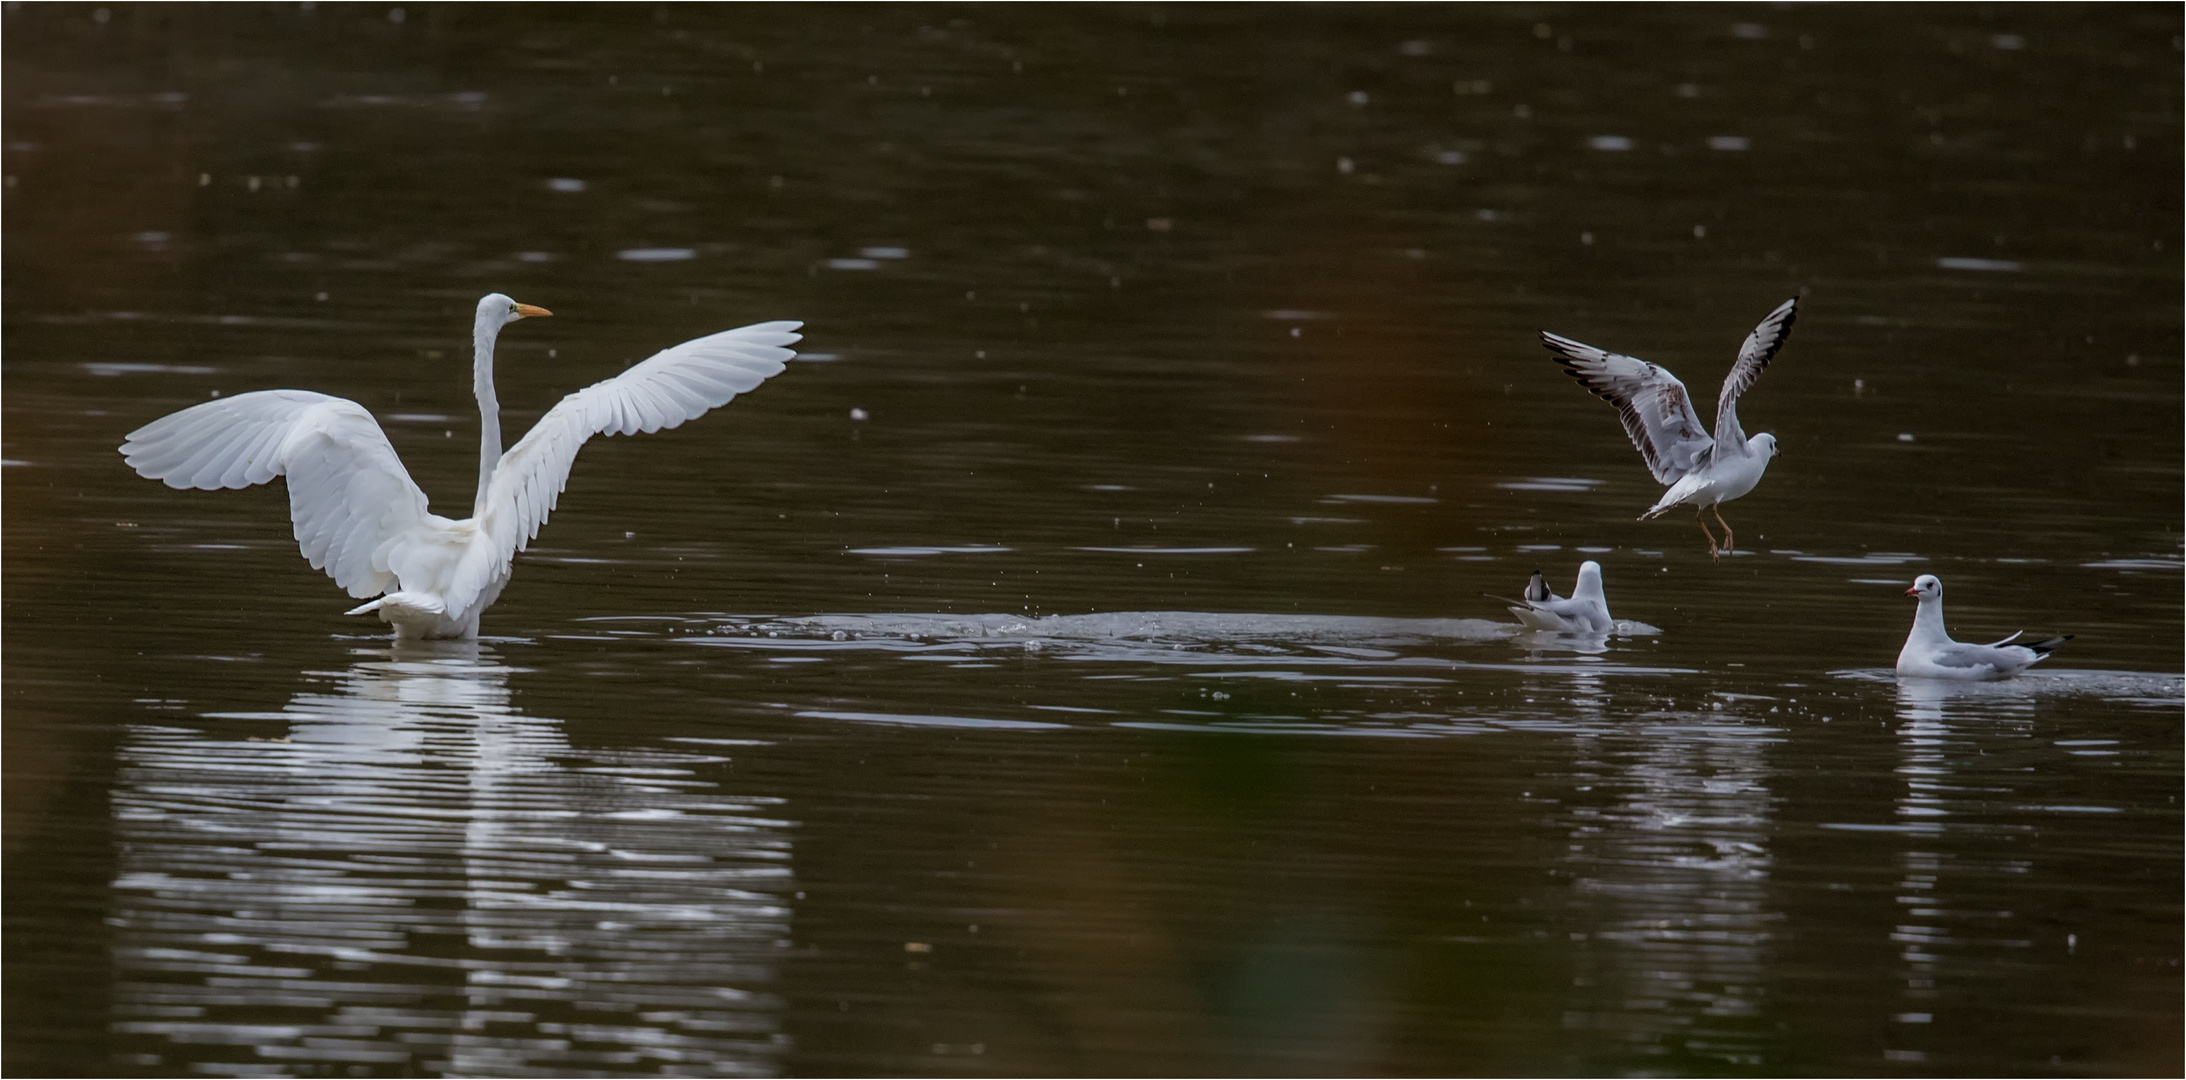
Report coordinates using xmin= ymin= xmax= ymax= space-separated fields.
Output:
xmin=1695 ymin=505 xmax=1720 ymax=563
xmin=1712 ymin=503 xmax=1735 ymax=558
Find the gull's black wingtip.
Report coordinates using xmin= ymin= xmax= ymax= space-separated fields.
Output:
xmin=2025 ymin=634 xmax=2073 ymax=657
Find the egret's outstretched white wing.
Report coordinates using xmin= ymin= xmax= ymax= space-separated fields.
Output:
xmin=1541 ymin=332 xmax=1714 ymax=485
xmin=1712 ymin=297 xmax=1797 ymax=446
xmin=455 ymin=320 xmax=802 ymax=610
xmin=119 ymin=389 xmax=432 ymax=597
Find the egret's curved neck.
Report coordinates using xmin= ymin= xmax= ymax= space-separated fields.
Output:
xmin=472 ymin=316 xmax=504 ymax=519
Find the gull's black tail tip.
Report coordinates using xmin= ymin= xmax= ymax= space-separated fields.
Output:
xmin=2026 ymin=634 xmax=2072 ymax=657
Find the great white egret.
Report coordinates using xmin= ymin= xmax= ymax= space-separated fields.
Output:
xmin=120 ymin=293 xmax=801 ymax=638
xmin=1538 ymin=298 xmax=1796 ymax=561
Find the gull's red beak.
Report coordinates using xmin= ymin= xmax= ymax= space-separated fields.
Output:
xmin=1904 ymin=586 xmax=1919 ymax=596
xmin=513 ymin=303 xmax=553 ymax=318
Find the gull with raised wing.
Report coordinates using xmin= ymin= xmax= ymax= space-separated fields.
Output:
xmin=1897 ymin=574 xmax=2070 ymax=680
xmin=1540 ymin=298 xmax=1796 ymax=561
xmin=1487 ymin=560 xmax=1614 ymax=634
xmin=120 ymin=293 xmax=801 ymax=639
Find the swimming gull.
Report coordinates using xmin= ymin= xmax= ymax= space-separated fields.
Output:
xmin=1896 ymin=574 xmax=2070 ymax=680
xmin=1486 ymin=560 xmax=1614 ymax=633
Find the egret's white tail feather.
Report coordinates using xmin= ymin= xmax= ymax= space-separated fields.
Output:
xmin=345 ymin=591 xmax=446 ymax=617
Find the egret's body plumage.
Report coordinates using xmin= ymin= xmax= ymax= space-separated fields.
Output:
xmin=120 ymin=294 xmax=800 ymax=638
xmin=1540 ymin=298 xmax=1797 ymax=560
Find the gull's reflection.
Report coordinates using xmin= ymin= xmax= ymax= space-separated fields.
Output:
xmin=108 ymin=642 xmax=794 ymax=1077
xmin=1884 ymin=680 xmax=1955 ymax=1065
xmin=1514 ymin=630 xmax=1614 ymax=658
xmin=1892 ymin=679 xmax=1958 ymax=836
xmin=1877 ymin=678 xmax=2038 ymax=1066
xmin=1564 ymin=696 xmax=1778 ymax=1068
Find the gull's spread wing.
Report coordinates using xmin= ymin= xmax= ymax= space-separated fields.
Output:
xmin=1713 ymin=298 xmax=1797 ymax=446
xmin=1541 ymin=331 xmax=1714 ymax=485
xmin=119 ymin=389 xmax=433 ymax=597
xmin=457 ymin=320 xmax=801 ymax=610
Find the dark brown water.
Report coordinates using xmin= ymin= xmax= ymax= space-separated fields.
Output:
xmin=6 ymin=5 xmax=2180 ymax=1076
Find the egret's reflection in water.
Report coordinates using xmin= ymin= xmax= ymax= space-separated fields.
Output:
xmin=108 ymin=644 xmax=794 ymax=1077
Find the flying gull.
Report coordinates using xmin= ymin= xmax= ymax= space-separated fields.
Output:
xmin=1540 ymin=298 xmax=1797 ymax=561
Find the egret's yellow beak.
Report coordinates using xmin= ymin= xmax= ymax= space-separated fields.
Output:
xmin=513 ymin=303 xmax=553 ymax=318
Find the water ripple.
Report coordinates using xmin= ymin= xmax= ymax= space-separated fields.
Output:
xmin=109 ymin=645 xmax=794 ymax=1077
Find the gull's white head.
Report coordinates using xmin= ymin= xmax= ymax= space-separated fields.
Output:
xmin=1906 ymin=574 xmax=1942 ymax=600
xmin=1754 ymin=432 xmax=1779 ymax=458
xmin=477 ymin=292 xmax=552 ymax=329
xmin=1575 ymin=560 xmax=1605 ymax=600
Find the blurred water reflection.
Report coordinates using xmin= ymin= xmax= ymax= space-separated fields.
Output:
xmin=1563 ymin=686 xmax=1779 ymax=1069
xmin=108 ymin=644 xmax=794 ymax=1076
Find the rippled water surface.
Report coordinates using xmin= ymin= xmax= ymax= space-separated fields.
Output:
xmin=6 ymin=6 xmax=2180 ymax=1076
